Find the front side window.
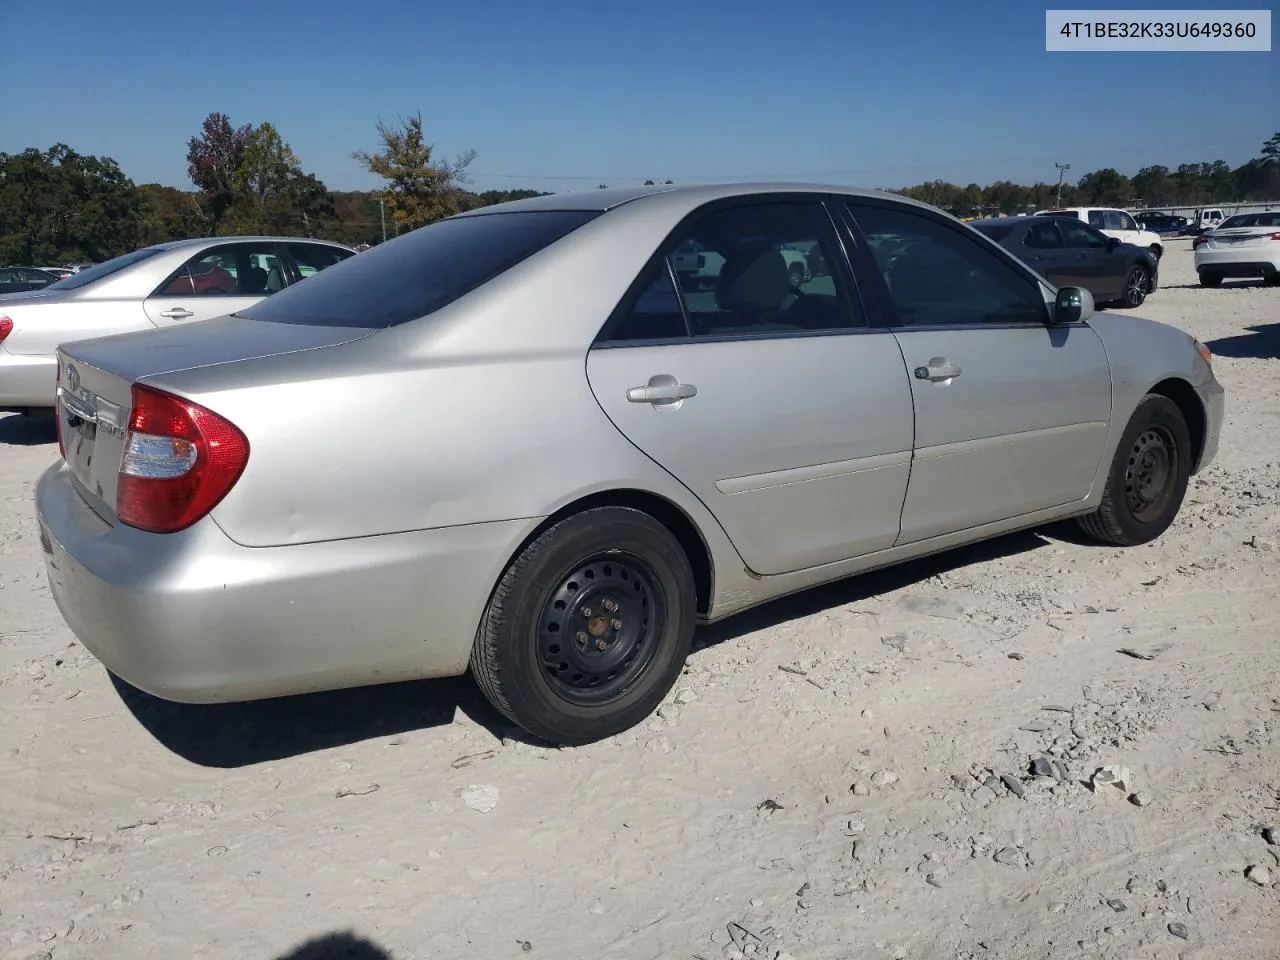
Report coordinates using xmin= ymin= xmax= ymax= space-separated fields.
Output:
xmin=847 ymin=202 xmax=1047 ymax=328
xmin=243 ymin=210 xmax=599 ymax=328
xmin=155 ymin=243 xmax=285 ymax=297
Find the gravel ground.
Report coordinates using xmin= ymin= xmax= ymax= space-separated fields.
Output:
xmin=1 ymin=240 xmax=1277 ymax=960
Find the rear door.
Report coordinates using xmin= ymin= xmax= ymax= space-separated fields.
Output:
xmin=1020 ymin=220 xmax=1072 ymax=286
xmin=586 ymin=196 xmax=917 ymax=576
xmin=1057 ymin=219 xmax=1119 ymax=300
xmin=842 ymin=198 xmax=1113 ymax=544
xmin=142 ymin=241 xmax=287 ymax=327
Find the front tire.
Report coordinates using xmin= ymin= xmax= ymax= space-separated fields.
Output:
xmin=1076 ymin=394 xmax=1192 ymax=547
xmin=471 ymin=507 xmax=697 ymax=746
xmin=1120 ymin=265 xmax=1149 ymax=308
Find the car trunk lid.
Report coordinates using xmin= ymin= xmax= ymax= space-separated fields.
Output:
xmin=1205 ymin=226 xmax=1279 ymax=249
xmin=56 ymin=314 xmax=374 ymax=524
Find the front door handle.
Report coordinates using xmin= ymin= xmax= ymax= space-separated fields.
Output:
xmin=914 ymin=358 xmax=961 ymax=382
xmin=159 ymin=307 xmax=194 ymax=319
xmin=626 ymin=375 xmax=697 ymax=405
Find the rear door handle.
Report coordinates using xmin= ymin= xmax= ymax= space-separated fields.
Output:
xmin=627 ymin=376 xmax=697 ymax=405
xmin=159 ymin=307 xmax=194 ymax=319
xmin=914 ymin=358 xmax=961 ymax=382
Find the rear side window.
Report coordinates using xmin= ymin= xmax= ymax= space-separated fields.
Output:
xmin=242 ymin=211 xmax=600 ymax=328
xmin=46 ymin=248 xmax=164 ymax=290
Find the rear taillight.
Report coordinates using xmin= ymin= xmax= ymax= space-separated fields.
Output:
xmin=0 ymin=315 xmax=12 ymax=345
xmin=1270 ymin=233 xmax=1280 ymax=241
xmin=116 ymin=384 xmax=249 ymax=534
xmin=54 ymin=361 xmax=65 ymax=457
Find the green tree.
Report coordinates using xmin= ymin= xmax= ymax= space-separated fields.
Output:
xmin=1131 ymin=165 xmax=1173 ymax=206
xmin=137 ymin=183 xmax=205 ymax=245
xmin=351 ymin=112 xmax=476 ymax=232
xmin=1076 ymin=167 xmax=1132 ymax=205
xmin=0 ymin=144 xmax=142 ymax=264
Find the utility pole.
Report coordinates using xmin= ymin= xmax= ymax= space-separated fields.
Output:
xmin=379 ymin=197 xmax=387 ymax=244
xmin=1055 ymin=162 xmax=1071 ymax=207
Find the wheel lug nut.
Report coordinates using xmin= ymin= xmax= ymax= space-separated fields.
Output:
xmin=602 ymin=599 xmax=617 ymax=613
xmin=596 ymin=638 xmax=608 ymax=651
xmin=611 ymin=619 xmax=622 ymax=630
xmin=576 ymin=631 xmax=588 ymax=646
xmin=581 ymin=606 xmax=592 ymax=617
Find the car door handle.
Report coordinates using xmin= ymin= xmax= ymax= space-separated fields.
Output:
xmin=159 ymin=307 xmax=194 ymax=319
xmin=626 ymin=377 xmax=697 ymax=404
xmin=914 ymin=359 xmax=961 ymax=382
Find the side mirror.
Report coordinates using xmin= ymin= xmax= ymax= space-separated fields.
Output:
xmin=1053 ymin=286 xmax=1094 ymax=325
xmin=1105 ymin=236 xmax=1121 ymax=251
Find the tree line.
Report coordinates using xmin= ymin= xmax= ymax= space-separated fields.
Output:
xmin=2 ymin=111 xmax=1277 ymax=265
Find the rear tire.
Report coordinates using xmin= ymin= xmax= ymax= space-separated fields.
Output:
xmin=470 ymin=507 xmax=696 ymax=746
xmin=1120 ymin=265 xmax=1149 ymax=308
xmin=1198 ymin=271 xmax=1222 ymax=288
xmin=1076 ymin=394 xmax=1191 ymax=547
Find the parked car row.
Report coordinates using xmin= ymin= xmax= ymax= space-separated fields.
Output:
xmin=0 ymin=235 xmax=356 ymax=412
xmin=0 ymin=266 xmax=64 ymax=295
xmin=25 ymin=182 xmax=1224 ymax=746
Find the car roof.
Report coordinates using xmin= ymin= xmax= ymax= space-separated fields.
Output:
xmin=452 ymin=181 xmax=943 ymax=217
xmin=143 ymin=236 xmax=355 ymax=252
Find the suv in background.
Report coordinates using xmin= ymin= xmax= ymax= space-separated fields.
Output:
xmin=1034 ymin=207 xmax=1164 ymax=259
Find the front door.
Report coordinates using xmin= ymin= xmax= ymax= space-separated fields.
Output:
xmin=143 ymin=241 xmax=286 ymax=327
xmin=1020 ymin=219 xmax=1074 ymax=287
xmin=586 ymin=198 xmax=917 ymax=576
xmin=843 ymin=199 xmax=1113 ymax=545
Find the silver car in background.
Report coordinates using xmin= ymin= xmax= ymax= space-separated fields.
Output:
xmin=35 ymin=183 xmax=1224 ymax=746
xmin=0 ymin=236 xmax=356 ymax=411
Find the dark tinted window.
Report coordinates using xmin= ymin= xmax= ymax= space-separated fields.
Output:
xmin=1220 ymin=212 xmax=1280 ymax=228
xmin=971 ymin=223 xmax=1015 ymax=242
xmin=1025 ymin=222 xmax=1064 ymax=248
xmin=46 ymin=247 xmax=164 ymax=290
xmin=243 ymin=211 xmax=599 ymax=328
xmin=657 ymin=201 xmax=861 ymax=339
xmin=607 ymin=262 xmax=690 ymax=342
xmin=847 ymin=202 xmax=1047 ymax=327
xmin=1059 ymin=220 xmax=1107 ymax=248
xmin=287 ymin=242 xmax=353 ymax=281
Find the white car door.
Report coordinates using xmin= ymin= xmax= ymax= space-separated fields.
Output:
xmin=142 ymin=241 xmax=287 ymax=327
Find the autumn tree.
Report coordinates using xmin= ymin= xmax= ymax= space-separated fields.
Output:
xmin=186 ymin=111 xmax=251 ymax=232
xmin=352 ymin=113 xmax=476 ymax=232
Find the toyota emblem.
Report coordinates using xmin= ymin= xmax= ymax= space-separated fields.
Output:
xmin=65 ymin=364 xmax=79 ymax=393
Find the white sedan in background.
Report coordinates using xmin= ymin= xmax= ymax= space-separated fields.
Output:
xmin=0 ymin=235 xmax=355 ymax=412
xmin=1192 ymin=211 xmax=1280 ymax=287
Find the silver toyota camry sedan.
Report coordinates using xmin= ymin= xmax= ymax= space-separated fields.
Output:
xmin=0 ymin=235 xmax=355 ymax=412
xmin=35 ymin=183 xmax=1225 ymax=745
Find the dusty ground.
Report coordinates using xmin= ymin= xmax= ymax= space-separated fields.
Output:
xmin=1 ymin=241 xmax=1277 ymax=960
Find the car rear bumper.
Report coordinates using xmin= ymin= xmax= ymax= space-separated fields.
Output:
xmin=36 ymin=461 xmax=535 ymax=704
xmin=0 ymin=349 xmax=56 ymax=409
xmin=1195 ymin=249 xmax=1280 ymax=276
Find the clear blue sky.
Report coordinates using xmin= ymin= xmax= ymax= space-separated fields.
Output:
xmin=3 ymin=0 xmax=1276 ymax=194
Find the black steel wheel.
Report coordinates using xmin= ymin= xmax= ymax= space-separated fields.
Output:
xmin=471 ymin=506 xmax=696 ymax=745
xmin=1077 ymin=394 xmax=1192 ymax=546
xmin=1121 ymin=265 xmax=1149 ymax=308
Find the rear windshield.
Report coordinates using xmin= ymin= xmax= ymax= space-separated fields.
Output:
xmin=1219 ymin=212 xmax=1280 ymax=229
xmin=970 ymin=222 xmax=1015 ymax=241
xmin=46 ymin=247 xmax=164 ymax=290
xmin=241 ymin=210 xmax=600 ymax=328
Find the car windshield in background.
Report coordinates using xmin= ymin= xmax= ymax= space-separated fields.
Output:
xmin=1219 ymin=213 xmax=1280 ymax=229
xmin=971 ymin=222 xmax=1015 ymax=241
xmin=45 ymin=247 xmax=164 ymax=290
xmin=242 ymin=210 xmax=601 ymax=328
